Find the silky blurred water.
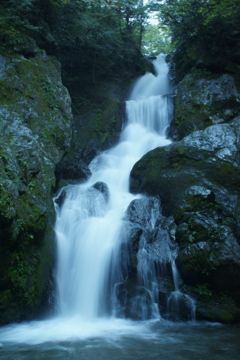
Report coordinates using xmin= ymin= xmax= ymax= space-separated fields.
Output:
xmin=0 ymin=321 xmax=239 ymax=360
xmin=53 ymin=55 xmax=172 ymax=322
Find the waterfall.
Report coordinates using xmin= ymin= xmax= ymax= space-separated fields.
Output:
xmin=0 ymin=55 xmax=194 ymax=345
xmin=54 ymin=55 xmax=172 ymax=321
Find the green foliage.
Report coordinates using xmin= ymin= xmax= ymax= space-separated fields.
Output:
xmin=8 ymin=251 xmax=36 ymax=305
xmin=194 ymin=283 xmax=212 ymax=298
xmin=199 ymin=0 xmax=240 ymax=24
xmin=0 ymin=0 xmax=148 ymax=82
xmin=188 ymin=231 xmax=196 ymax=243
xmin=157 ymin=0 xmax=240 ymax=75
xmin=0 ymin=0 xmax=40 ymax=53
xmin=48 ymin=0 xmax=147 ymax=81
xmin=141 ymin=24 xmax=172 ymax=56
xmin=158 ymin=0 xmax=240 ymax=41
xmin=16 ymin=218 xmax=24 ymax=231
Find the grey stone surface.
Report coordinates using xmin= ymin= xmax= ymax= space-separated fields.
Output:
xmin=0 ymin=51 xmax=72 ymax=325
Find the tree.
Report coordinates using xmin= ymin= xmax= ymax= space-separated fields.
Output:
xmin=0 ymin=0 xmax=149 ymax=82
xmin=156 ymin=0 xmax=240 ymax=75
xmin=141 ymin=24 xmax=172 ymax=56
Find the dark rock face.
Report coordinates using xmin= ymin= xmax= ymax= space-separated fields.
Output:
xmin=0 ymin=51 xmax=72 ymax=325
xmin=130 ymin=117 xmax=240 ymax=323
xmin=55 ymin=158 xmax=91 ymax=184
xmin=168 ymin=70 xmax=240 ymax=141
xmin=57 ymin=81 xmax=126 ymax=172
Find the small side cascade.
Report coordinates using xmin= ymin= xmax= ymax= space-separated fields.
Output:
xmin=167 ymin=260 xmax=196 ymax=322
xmin=136 ymin=240 xmax=161 ymax=320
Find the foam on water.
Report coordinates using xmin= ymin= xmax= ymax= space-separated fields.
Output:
xmin=0 ymin=317 xmax=159 ymax=344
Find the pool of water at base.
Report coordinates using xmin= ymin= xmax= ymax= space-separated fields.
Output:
xmin=0 ymin=320 xmax=239 ymax=360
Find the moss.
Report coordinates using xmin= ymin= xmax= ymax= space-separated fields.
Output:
xmin=170 ymin=70 xmax=240 ymax=140
xmin=0 ymin=185 xmax=15 ymax=220
xmin=196 ymin=296 xmax=240 ymax=324
xmin=0 ymin=220 xmax=55 ymax=325
xmin=16 ymin=195 xmax=45 ymax=231
xmin=0 ymin=50 xmax=71 ymax=325
xmin=194 ymin=283 xmax=213 ymax=297
xmin=31 ymin=221 xmax=55 ymax=305
xmin=176 ymin=251 xmax=210 ymax=285
xmin=62 ymin=79 xmax=123 ymax=167
xmin=207 ymin=163 xmax=240 ymax=191
xmin=0 ymin=55 xmax=71 ymax=155
xmin=174 ymin=196 xmax=221 ymax=230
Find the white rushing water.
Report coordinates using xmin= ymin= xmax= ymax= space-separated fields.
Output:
xmin=55 ymin=55 xmax=171 ymax=321
xmin=0 ymin=55 xmax=173 ymax=344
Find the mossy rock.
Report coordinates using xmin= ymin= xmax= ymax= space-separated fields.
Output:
xmin=168 ymin=71 xmax=240 ymax=141
xmin=0 ymin=218 xmax=55 ymax=325
xmin=196 ymin=296 xmax=240 ymax=324
xmin=0 ymin=51 xmax=72 ymax=325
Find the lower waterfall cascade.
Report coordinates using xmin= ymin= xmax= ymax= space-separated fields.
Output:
xmin=53 ymin=54 xmax=195 ymax=323
xmin=0 ymin=55 xmax=197 ymax=345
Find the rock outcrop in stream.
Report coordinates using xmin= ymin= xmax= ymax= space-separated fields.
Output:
xmin=0 ymin=51 xmax=72 ymax=325
xmin=115 ymin=196 xmax=195 ymax=321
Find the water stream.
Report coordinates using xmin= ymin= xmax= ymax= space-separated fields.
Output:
xmin=0 ymin=55 xmax=239 ymax=359
xmin=54 ymin=54 xmax=173 ymax=322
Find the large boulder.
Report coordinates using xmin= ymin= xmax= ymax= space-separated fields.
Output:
xmin=168 ymin=70 xmax=240 ymax=141
xmin=130 ymin=117 xmax=240 ymax=322
xmin=0 ymin=51 xmax=72 ymax=325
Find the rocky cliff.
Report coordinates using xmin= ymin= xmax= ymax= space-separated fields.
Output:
xmin=130 ymin=70 xmax=240 ymax=323
xmin=0 ymin=50 xmax=72 ymax=325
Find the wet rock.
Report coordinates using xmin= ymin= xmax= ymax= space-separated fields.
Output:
xmin=166 ymin=291 xmax=196 ymax=322
xmin=196 ymin=296 xmax=240 ymax=324
xmin=176 ymin=242 xmax=212 ymax=285
xmin=125 ymin=196 xmax=162 ymax=230
xmin=54 ymin=188 xmax=68 ymax=207
xmin=161 ymin=216 xmax=177 ymax=243
xmin=92 ymin=182 xmax=109 ymax=203
xmin=55 ymin=159 xmax=91 ymax=184
xmin=0 ymin=51 xmax=72 ymax=325
xmin=175 ymin=223 xmax=190 ymax=245
xmin=67 ymin=82 xmax=124 ymax=166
